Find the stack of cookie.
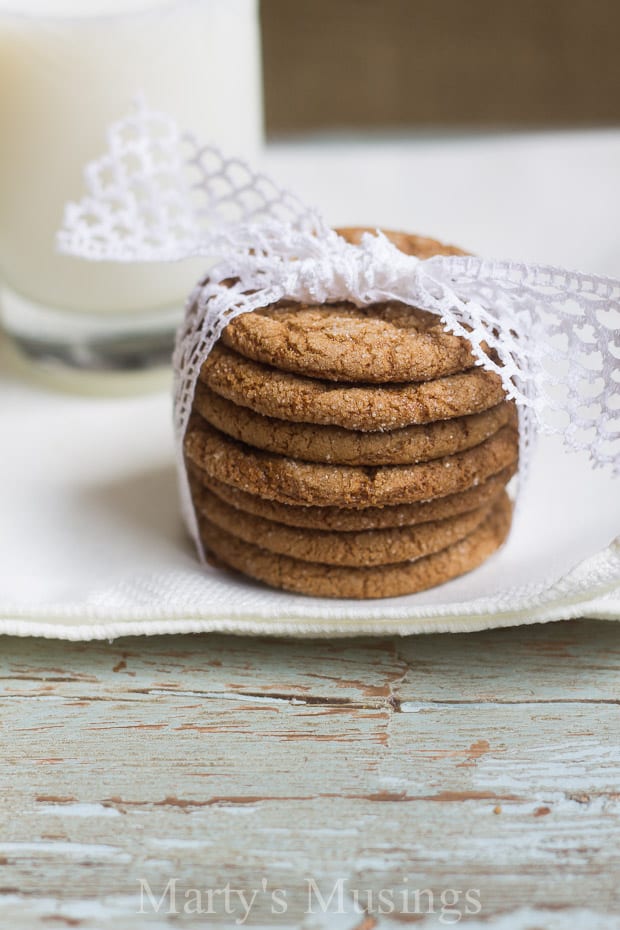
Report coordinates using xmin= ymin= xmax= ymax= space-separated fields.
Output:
xmin=184 ymin=228 xmax=518 ymax=599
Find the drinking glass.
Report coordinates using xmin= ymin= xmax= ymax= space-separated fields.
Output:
xmin=0 ymin=0 xmax=263 ymax=389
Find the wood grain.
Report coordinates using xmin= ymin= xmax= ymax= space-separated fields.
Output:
xmin=1 ymin=620 xmax=619 ymax=927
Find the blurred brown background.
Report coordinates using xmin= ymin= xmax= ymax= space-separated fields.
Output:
xmin=261 ymin=0 xmax=620 ymax=134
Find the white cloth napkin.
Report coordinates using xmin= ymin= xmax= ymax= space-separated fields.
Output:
xmin=2 ymin=131 xmax=619 ymax=638
xmin=1 ymin=355 xmax=618 ymax=639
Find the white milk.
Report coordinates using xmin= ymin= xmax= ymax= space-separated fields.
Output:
xmin=0 ymin=0 xmax=262 ymax=317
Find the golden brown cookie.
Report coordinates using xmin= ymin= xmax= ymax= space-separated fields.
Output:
xmin=195 ymin=483 xmax=492 ymax=567
xmin=188 ymin=463 xmax=516 ymax=531
xmin=198 ymin=492 xmax=513 ymax=599
xmin=184 ymin=418 xmax=519 ymax=508
xmin=200 ymin=344 xmax=506 ymax=432
xmin=194 ymin=382 xmax=516 ymax=466
xmin=221 ymin=228 xmax=472 ymax=383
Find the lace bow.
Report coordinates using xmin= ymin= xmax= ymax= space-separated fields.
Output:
xmin=57 ymin=103 xmax=619 ymax=551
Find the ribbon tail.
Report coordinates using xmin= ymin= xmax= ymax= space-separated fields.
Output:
xmin=422 ymin=256 xmax=619 ymax=475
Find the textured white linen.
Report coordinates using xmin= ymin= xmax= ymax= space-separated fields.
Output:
xmin=1 ymin=357 xmax=618 ymax=639
xmin=2 ymin=130 xmax=619 ymax=638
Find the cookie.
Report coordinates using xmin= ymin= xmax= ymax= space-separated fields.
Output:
xmin=184 ymin=418 xmax=519 ymax=508
xmin=188 ymin=463 xmax=516 ymax=531
xmin=336 ymin=226 xmax=466 ymax=259
xmin=194 ymin=483 xmax=492 ymax=567
xmin=198 ymin=491 xmax=513 ymax=599
xmin=200 ymin=344 xmax=506 ymax=432
xmin=221 ymin=227 xmax=473 ymax=383
xmin=194 ymin=381 xmax=516 ymax=466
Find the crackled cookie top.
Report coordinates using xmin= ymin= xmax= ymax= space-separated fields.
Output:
xmin=221 ymin=227 xmax=472 ymax=383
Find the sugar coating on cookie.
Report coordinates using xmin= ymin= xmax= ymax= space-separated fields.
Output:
xmin=189 ymin=463 xmax=516 ymax=531
xmin=200 ymin=344 xmax=507 ymax=432
xmin=194 ymin=381 xmax=516 ymax=466
xmin=184 ymin=419 xmax=519 ymax=508
xmin=221 ymin=228 xmax=472 ymax=383
xmin=195 ymin=483 xmax=493 ymax=566
xmin=186 ymin=225 xmax=517 ymax=599
xmin=198 ymin=492 xmax=513 ymax=599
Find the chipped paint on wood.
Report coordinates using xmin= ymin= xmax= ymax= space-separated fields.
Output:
xmin=0 ymin=619 xmax=619 ymax=928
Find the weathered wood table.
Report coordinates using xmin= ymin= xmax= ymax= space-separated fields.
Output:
xmin=1 ymin=618 xmax=618 ymax=929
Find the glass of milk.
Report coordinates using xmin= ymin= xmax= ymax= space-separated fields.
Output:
xmin=0 ymin=0 xmax=262 ymax=390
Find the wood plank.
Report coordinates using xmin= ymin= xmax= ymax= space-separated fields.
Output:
xmin=1 ymin=619 xmax=619 ymax=704
xmin=1 ymin=620 xmax=619 ymax=928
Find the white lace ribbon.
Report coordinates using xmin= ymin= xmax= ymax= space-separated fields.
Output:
xmin=57 ymin=103 xmax=619 ymax=556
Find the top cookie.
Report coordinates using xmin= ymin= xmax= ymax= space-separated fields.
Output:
xmin=221 ymin=227 xmax=474 ymax=383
